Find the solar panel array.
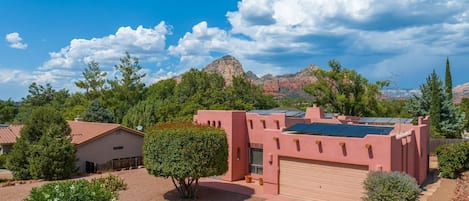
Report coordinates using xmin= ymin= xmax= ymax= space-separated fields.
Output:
xmin=248 ymin=110 xmax=305 ymax=117
xmin=358 ymin=117 xmax=413 ymax=124
xmin=285 ymin=123 xmax=394 ymax=138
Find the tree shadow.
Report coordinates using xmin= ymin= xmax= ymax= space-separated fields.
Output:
xmin=164 ymin=182 xmax=260 ymax=201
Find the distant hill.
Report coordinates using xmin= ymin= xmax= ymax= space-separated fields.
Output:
xmin=180 ymin=55 xmax=468 ymax=101
xmin=453 ymin=82 xmax=469 ymax=103
xmin=201 ymin=55 xmax=317 ymax=98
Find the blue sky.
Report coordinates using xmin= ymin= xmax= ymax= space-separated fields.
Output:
xmin=1 ymin=0 xmax=469 ymax=100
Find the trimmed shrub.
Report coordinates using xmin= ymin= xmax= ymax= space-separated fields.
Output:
xmin=91 ymin=175 xmax=127 ymax=192
xmin=436 ymin=142 xmax=469 ymax=179
xmin=144 ymin=122 xmax=228 ymax=198
xmin=25 ymin=179 xmax=115 ymax=201
xmin=363 ymin=171 xmax=420 ymax=201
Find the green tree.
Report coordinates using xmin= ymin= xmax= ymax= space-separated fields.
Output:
xmin=0 ymin=99 xmax=18 ymax=124
xmin=445 ymin=57 xmax=453 ymax=100
xmin=28 ymin=132 xmax=76 ymax=180
xmin=75 ymin=61 xmax=108 ymax=100
xmin=106 ymin=52 xmax=146 ymax=123
xmin=122 ymin=99 xmax=164 ymax=131
xmin=407 ymin=70 xmax=465 ymax=138
xmin=6 ymin=107 xmax=75 ymax=180
xmin=144 ymin=79 xmax=176 ymax=100
xmin=22 ymin=82 xmax=56 ymax=107
xmin=144 ymin=123 xmax=228 ymax=198
xmin=303 ymin=60 xmax=389 ymax=116
xmin=81 ymin=99 xmax=115 ymax=123
xmin=429 ymin=70 xmax=442 ymax=135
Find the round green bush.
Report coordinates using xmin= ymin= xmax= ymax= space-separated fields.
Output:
xmin=25 ymin=179 xmax=115 ymax=201
xmin=363 ymin=171 xmax=420 ymax=201
xmin=436 ymin=142 xmax=469 ymax=179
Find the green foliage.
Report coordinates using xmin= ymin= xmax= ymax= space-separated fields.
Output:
xmin=28 ymin=132 xmax=76 ymax=180
xmin=144 ymin=122 xmax=228 ymax=198
xmin=0 ymin=154 xmax=8 ymax=169
xmin=6 ymin=137 xmax=31 ymax=179
xmin=106 ymin=52 xmax=146 ymax=123
xmin=81 ymin=99 xmax=115 ymax=123
xmin=0 ymin=99 xmax=18 ymax=124
xmin=74 ymin=61 xmax=108 ymax=100
xmin=303 ymin=60 xmax=389 ymax=116
xmin=122 ymin=99 xmax=163 ymax=131
xmin=144 ymin=78 xmax=176 ymax=100
xmin=436 ymin=142 xmax=469 ymax=179
xmin=25 ymin=179 xmax=115 ymax=201
xmin=445 ymin=58 xmax=453 ymax=100
xmin=7 ymin=107 xmax=75 ymax=180
xmin=363 ymin=171 xmax=420 ymax=201
xmin=407 ymin=69 xmax=465 ymax=138
xmin=91 ymin=175 xmax=127 ymax=192
xmin=429 ymin=70 xmax=442 ymax=135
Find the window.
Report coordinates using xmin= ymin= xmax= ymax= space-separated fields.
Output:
xmin=113 ymin=146 xmax=123 ymax=150
xmin=261 ymin=120 xmax=266 ymax=129
xmin=248 ymin=120 xmax=253 ymax=129
xmin=217 ymin=121 xmax=221 ymax=128
xmin=275 ymin=120 xmax=280 ymax=129
xmin=249 ymin=148 xmax=263 ymax=174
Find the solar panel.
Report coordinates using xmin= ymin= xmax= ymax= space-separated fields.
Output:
xmin=285 ymin=123 xmax=393 ymax=138
xmin=248 ymin=110 xmax=305 ymax=117
xmin=358 ymin=117 xmax=413 ymax=125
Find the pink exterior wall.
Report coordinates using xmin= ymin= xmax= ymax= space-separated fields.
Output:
xmin=194 ymin=110 xmax=248 ymax=181
xmin=193 ymin=108 xmax=430 ymax=195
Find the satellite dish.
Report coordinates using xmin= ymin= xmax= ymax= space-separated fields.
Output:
xmin=136 ymin=125 xmax=143 ymax=131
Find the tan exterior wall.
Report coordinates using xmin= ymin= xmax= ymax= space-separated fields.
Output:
xmin=75 ymin=130 xmax=143 ymax=173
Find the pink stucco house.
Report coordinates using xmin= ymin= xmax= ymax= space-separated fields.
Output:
xmin=194 ymin=105 xmax=429 ymax=201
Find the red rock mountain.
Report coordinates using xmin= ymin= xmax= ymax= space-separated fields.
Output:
xmin=201 ymin=55 xmax=317 ymax=98
xmin=453 ymin=82 xmax=469 ymax=103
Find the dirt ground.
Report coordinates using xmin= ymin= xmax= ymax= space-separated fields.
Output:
xmin=0 ymin=168 xmax=265 ymax=201
xmin=0 ymin=158 xmax=467 ymax=201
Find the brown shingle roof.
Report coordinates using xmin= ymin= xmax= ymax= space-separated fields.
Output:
xmin=0 ymin=121 xmax=143 ymax=146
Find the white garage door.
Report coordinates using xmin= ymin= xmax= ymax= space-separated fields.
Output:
xmin=279 ymin=157 xmax=368 ymax=201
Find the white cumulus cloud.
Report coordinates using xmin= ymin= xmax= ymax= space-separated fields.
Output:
xmin=41 ymin=21 xmax=170 ymax=70
xmin=5 ymin=32 xmax=28 ymax=49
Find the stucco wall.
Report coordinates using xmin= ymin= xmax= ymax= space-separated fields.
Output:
xmin=193 ymin=109 xmax=430 ymax=195
xmin=75 ymin=130 xmax=143 ymax=173
xmin=194 ymin=110 xmax=249 ymax=181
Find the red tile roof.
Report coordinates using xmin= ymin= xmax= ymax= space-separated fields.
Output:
xmin=0 ymin=125 xmax=23 ymax=144
xmin=0 ymin=121 xmax=143 ymax=146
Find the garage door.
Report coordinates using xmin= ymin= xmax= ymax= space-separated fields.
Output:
xmin=279 ymin=157 xmax=368 ymax=201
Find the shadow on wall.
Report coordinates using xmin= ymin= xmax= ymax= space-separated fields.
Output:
xmin=163 ymin=182 xmax=259 ymax=201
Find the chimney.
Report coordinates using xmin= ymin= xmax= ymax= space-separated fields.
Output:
xmin=305 ymin=104 xmax=325 ymax=120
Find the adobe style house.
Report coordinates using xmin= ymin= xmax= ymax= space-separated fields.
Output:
xmin=194 ymin=105 xmax=430 ymax=201
xmin=0 ymin=121 xmax=144 ymax=173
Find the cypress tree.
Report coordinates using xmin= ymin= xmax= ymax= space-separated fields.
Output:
xmin=445 ymin=57 xmax=453 ymax=100
xmin=429 ymin=70 xmax=442 ymax=136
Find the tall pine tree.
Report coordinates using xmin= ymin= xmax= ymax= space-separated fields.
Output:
xmin=445 ymin=57 xmax=453 ymax=100
xmin=429 ymin=70 xmax=442 ymax=136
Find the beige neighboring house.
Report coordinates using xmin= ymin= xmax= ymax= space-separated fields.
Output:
xmin=0 ymin=121 xmax=144 ymax=173
xmin=0 ymin=125 xmax=22 ymax=154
